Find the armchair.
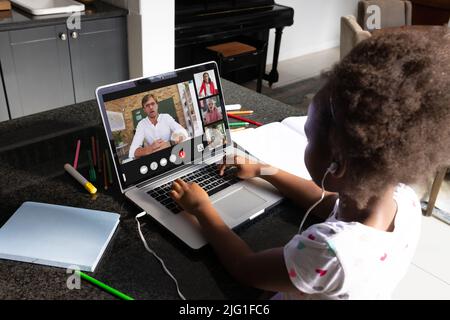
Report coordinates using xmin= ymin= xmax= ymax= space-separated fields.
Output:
xmin=340 ymin=15 xmax=372 ymax=59
xmin=358 ymin=0 xmax=412 ymax=31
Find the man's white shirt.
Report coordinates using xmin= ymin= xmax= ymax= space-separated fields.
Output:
xmin=129 ymin=114 xmax=188 ymax=158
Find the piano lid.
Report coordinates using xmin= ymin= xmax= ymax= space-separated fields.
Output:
xmin=175 ymin=0 xmax=276 ymax=17
xmin=175 ymin=0 xmax=294 ymax=48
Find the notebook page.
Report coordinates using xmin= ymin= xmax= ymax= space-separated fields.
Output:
xmin=231 ymin=122 xmax=311 ymax=180
xmin=281 ymin=116 xmax=307 ymax=138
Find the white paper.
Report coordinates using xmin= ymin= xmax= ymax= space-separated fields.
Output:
xmin=231 ymin=117 xmax=311 ymax=180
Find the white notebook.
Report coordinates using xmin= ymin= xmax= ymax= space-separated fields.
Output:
xmin=231 ymin=116 xmax=311 ymax=180
xmin=0 ymin=202 xmax=120 ymax=272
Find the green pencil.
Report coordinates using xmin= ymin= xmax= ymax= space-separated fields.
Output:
xmin=77 ymin=271 xmax=134 ymax=300
xmin=229 ymin=122 xmax=249 ymax=128
xmin=87 ymin=150 xmax=96 ymax=183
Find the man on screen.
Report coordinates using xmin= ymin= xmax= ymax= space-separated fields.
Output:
xmin=129 ymin=94 xmax=188 ymax=159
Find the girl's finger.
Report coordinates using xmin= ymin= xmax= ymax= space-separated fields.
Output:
xmin=172 ymin=180 xmax=183 ymax=193
xmin=175 ymin=178 xmax=189 ymax=190
xmin=219 ymin=154 xmax=238 ymax=176
xmin=169 ymin=190 xmax=180 ymax=200
xmin=218 ymin=163 xmax=227 ymax=176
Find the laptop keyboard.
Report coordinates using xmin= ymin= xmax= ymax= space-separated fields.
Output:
xmin=146 ymin=163 xmax=240 ymax=214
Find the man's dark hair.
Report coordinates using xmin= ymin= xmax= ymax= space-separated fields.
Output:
xmin=324 ymin=27 xmax=450 ymax=208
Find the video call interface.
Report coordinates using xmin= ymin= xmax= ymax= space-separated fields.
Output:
xmin=102 ymin=68 xmax=228 ymax=184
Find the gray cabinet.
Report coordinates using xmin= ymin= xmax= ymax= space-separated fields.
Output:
xmin=0 ymin=16 xmax=128 ymax=120
xmin=0 ymin=73 xmax=8 ymax=122
xmin=70 ymin=17 xmax=128 ymax=102
xmin=0 ymin=32 xmax=8 ymax=122
xmin=0 ymin=25 xmax=75 ymax=118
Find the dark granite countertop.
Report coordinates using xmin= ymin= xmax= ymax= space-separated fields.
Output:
xmin=0 ymin=79 xmax=317 ymax=300
xmin=0 ymin=1 xmax=127 ymax=32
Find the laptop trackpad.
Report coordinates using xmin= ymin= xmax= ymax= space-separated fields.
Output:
xmin=213 ymin=187 xmax=267 ymax=220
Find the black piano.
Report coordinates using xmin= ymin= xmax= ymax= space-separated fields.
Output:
xmin=175 ymin=0 xmax=294 ymax=87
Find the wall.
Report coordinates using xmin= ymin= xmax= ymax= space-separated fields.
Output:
xmin=267 ymin=0 xmax=359 ymax=62
xmin=139 ymin=0 xmax=174 ymax=77
xmin=102 ymin=0 xmax=175 ymax=78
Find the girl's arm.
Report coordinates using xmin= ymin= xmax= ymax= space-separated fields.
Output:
xmin=261 ymin=168 xmax=337 ymax=220
xmin=219 ymin=156 xmax=337 ymax=220
xmin=170 ymin=179 xmax=299 ymax=293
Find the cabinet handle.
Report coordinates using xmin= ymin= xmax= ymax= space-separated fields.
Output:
xmin=59 ymin=33 xmax=67 ymax=41
xmin=71 ymin=31 xmax=78 ymax=39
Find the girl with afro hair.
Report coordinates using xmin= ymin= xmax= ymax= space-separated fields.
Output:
xmin=169 ymin=27 xmax=450 ymax=299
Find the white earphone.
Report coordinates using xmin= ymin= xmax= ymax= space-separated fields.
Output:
xmin=297 ymin=162 xmax=338 ymax=234
xmin=328 ymin=162 xmax=338 ymax=174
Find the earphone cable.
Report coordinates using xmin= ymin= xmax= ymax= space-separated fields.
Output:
xmin=297 ymin=169 xmax=330 ymax=234
xmin=135 ymin=212 xmax=186 ymax=300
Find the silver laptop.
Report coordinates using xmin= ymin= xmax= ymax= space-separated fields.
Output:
xmin=95 ymin=62 xmax=282 ymax=249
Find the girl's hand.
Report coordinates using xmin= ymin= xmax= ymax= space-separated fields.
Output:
xmin=218 ymin=155 xmax=264 ymax=180
xmin=170 ymin=178 xmax=212 ymax=216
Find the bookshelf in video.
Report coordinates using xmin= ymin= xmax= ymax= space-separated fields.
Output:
xmin=103 ymin=68 xmax=227 ymax=165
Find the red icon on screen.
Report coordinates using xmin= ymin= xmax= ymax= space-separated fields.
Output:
xmin=179 ymin=150 xmax=185 ymax=158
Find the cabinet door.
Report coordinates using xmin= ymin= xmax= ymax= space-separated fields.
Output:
xmin=70 ymin=17 xmax=129 ymax=102
xmin=0 ymin=33 xmax=10 ymax=122
xmin=0 ymin=72 xmax=9 ymax=122
xmin=0 ymin=25 xmax=75 ymax=118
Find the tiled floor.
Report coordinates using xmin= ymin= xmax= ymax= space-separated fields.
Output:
xmin=251 ymin=49 xmax=450 ymax=299
xmin=245 ymin=47 xmax=340 ymax=90
xmin=393 ymin=181 xmax=450 ymax=299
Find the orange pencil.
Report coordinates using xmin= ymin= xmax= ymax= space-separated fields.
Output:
xmin=228 ymin=110 xmax=254 ymax=115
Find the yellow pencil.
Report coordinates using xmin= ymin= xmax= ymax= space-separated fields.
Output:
xmin=228 ymin=110 xmax=254 ymax=115
xmin=230 ymin=127 xmax=247 ymax=132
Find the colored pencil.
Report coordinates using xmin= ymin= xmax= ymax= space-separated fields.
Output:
xmin=77 ymin=271 xmax=134 ymax=300
xmin=96 ymin=135 xmax=102 ymax=173
xmin=230 ymin=127 xmax=247 ymax=132
xmin=103 ymin=151 xmax=108 ymax=190
xmin=105 ymin=150 xmax=113 ymax=184
xmin=229 ymin=122 xmax=249 ymax=127
xmin=87 ymin=150 xmax=96 ymax=183
xmin=227 ymin=110 xmax=254 ymax=115
xmin=73 ymin=139 xmax=81 ymax=170
xmin=91 ymin=136 xmax=97 ymax=167
xmin=227 ymin=113 xmax=262 ymax=127
xmin=225 ymin=104 xmax=242 ymax=111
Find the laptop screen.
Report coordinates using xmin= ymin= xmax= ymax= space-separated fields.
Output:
xmin=96 ymin=62 xmax=231 ymax=191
